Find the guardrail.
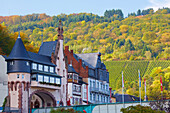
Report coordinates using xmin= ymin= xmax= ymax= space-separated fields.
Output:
xmin=31 ymin=100 xmax=170 ymax=113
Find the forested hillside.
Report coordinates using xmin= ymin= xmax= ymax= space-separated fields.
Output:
xmin=0 ymin=8 xmax=169 ymax=61
xmin=0 ymin=8 xmax=169 ymax=100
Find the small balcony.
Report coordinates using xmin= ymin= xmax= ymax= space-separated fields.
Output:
xmin=31 ymin=81 xmax=61 ymax=90
xmin=105 ymin=90 xmax=110 ymax=95
xmin=73 ymin=90 xmax=81 ymax=96
xmin=90 ymin=87 xmax=99 ymax=92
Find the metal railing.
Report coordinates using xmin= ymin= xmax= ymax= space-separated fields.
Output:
xmin=31 ymin=100 xmax=170 ymax=113
xmin=90 ymin=87 xmax=110 ymax=95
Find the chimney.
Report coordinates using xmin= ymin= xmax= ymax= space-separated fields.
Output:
xmin=65 ymin=46 xmax=69 ymax=51
xmin=71 ymin=50 xmax=73 ymax=56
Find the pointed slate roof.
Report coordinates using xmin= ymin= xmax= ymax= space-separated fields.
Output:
xmin=6 ymin=34 xmax=30 ymax=60
xmin=68 ymin=64 xmax=78 ymax=74
xmin=28 ymin=52 xmax=55 ymax=66
xmin=114 ymin=94 xmax=142 ymax=102
xmin=38 ymin=41 xmax=58 ymax=57
xmin=76 ymin=53 xmax=99 ymax=69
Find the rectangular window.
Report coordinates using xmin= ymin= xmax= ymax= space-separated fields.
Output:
xmin=10 ymin=61 xmax=14 ymax=65
xmin=84 ymin=92 xmax=87 ymax=99
xmin=22 ymin=74 xmax=24 ymax=79
xmin=93 ymin=94 xmax=95 ymax=101
xmin=56 ymin=78 xmax=60 ymax=84
xmin=93 ymin=81 xmax=95 ymax=88
xmin=78 ymin=86 xmax=81 ymax=92
xmin=100 ymin=83 xmax=102 ymax=89
xmin=38 ymin=64 xmax=43 ymax=71
xmin=50 ymin=67 xmax=54 ymax=73
xmin=17 ymin=74 xmax=19 ymax=78
xmin=97 ymin=82 xmax=99 ymax=88
xmin=73 ymin=85 xmax=76 ymax=91
xmin=31 ymin=74 xmax=36 ymax=81
xmin=101 ymin=95 xmax=103 ymax=102
xmin=44 ymin=76 xmax=49 ymax=83
xmin=50 ymin=77 xmax=54 ymax=83
xmin=90 ymin=93 xmax=92 ymax=101
xmin=84 ymin=85 xmax=86 ymax=89
xmin=32 ymin=63 xmax=37 ymax=70
xmin=44 ymin=66 xmax=48 ymax=72
xmin=38 ymin=75 xmax=43 ymax=82
xmin=69 ymin=74 xmax=72 ymax=79
xmin=106 ymin=85 xmax=108 ymax=91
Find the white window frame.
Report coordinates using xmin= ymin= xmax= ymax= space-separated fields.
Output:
xmin=50 ymin=77 xmax=54 ymax=83
xmin=10 ymin=61 xmax=14 ymax=65
xmin=38 ymin=75 xmax=43 ymax=82
xmin=50 ymin=67 xmax=54 ymax=73
xmin=44 ymin=66 xmax=48 ymax=72
xmin=55 ymin=78 xmax=60 ymax=84
xmin=32 ymin=63 xmax=37 ymax=70
xmin=38 ymin=64 xmax=43 ymax=71
xmin=44 ymin=76 xmax=49 ymax=83
xmin=26 ymin=62 xmax=29 ymax=66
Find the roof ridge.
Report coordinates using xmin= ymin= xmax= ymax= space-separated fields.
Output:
xmin=76 ymin=52 xmax=98 ymax=55
xmin=43 ymin=40 xmax=57 ymax=43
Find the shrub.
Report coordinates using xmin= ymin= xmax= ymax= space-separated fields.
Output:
xmin=50 ymin=108 xmax=82 ymax=113
xmin=120 ymin=104 xmax=165 ymax=113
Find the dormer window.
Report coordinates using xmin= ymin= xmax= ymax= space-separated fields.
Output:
xmin=26 ymin=62 xmax=29 ymax=66
xmin=10 ymin=61 xmax=14 ymax=65
xmin=53 ymin=46 xmax=55 ymax=50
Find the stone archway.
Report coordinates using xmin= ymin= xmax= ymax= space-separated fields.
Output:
xmin=28 ymin=90 xmax=56 ymax=109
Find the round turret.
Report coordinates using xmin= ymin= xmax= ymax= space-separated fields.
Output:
xmin=6 ymin=33 xmax=31 ymax=73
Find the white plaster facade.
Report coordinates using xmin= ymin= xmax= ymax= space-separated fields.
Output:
xmin=0 ymin=55 xmax=8 ymax=106
xmin=88 ymin=78 xmax=110 ymax=104
xmin=56 ymin=39 xmax=67 ymax=105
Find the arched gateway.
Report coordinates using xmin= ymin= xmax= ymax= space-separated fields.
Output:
xmin=29 ymin=90 xmax=56 ymax=109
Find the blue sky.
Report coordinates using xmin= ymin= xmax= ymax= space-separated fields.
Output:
xmin=0 ymin=0 xmax=169 ymax=17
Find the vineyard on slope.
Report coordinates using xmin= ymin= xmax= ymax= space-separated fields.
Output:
xmin=105 ymin=60 xmax=170 ymax=90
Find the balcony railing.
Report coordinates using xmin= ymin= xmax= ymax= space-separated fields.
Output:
xmin=31 ymin=81 xmax=61 ymax=90
xmin=90 ymin=87 xmax=99 ymax=92
xmin=73 ymin=90 xmax=81 ymax=95
xmin=90 ymin=87 xmax=110 ymax=95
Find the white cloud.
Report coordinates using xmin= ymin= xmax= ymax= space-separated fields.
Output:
xmin=145 ymin=0 xmax=170 ymax=11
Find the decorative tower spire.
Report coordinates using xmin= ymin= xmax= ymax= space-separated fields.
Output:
xmin=57 ymin=20 xmax=63 ymax=40
xmin=41 ymin=33 xmax=43 ymax=45
xmin=18 ymin=31 xmax=21 ymax=38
